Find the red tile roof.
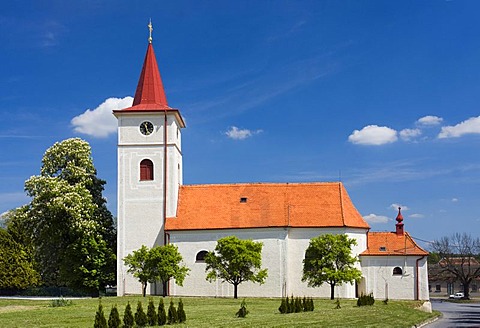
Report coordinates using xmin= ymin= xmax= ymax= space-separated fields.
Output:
xmin=361 ymin=232 xmax=428 ymax=256
xmin=165 ymin=182 xmax=370 ymax=231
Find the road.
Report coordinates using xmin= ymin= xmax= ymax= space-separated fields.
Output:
xmin=426 ymin=299 xmax=480 ymax=328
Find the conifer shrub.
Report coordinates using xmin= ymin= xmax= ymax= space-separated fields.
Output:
xmin=309 ymin=297 xmax=315 ymax=312
xmin=357 ymin=293 xmax=375 ymax=306
xmin=135 ymin=301 xmax=148 ymax=327
xmin=167 ymin=299 xmax=178 ymax=324
xmin=302 ymin=297 xmax=307 ymax=312
xmin=295 ymin=297 xmax=303 ymax=313
xmin=158 ymin=298 xmax=167 ymax=326
xmin=177 ymin=299 xmax=186 ymax=323
xmin=94 ymin=301 xmax=107 ymax=328
xmin=123 ymin=302 xmax=134 ymax=328
xmin=289 ymin=295 xmax=295 ymax=313
xmin=278 ymin=298 xmax=287 ymax=314
xmin=147 ymin=298 xmax=157 ymax=326
xmin=108 ymin=305 xmax=121 ymax=328
xmin=235 ymin=299 xmax=249 ymax=318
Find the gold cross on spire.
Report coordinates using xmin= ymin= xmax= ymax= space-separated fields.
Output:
xmin=148 ymin=19 xmax=153 ymax=43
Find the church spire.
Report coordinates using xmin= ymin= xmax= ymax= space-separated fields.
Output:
xmin=395 ymin=207 xmax=404 ymax=236
xmin=127 ymin=20 xmax=171 ymax=111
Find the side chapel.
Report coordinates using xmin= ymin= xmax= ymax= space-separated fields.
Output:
xmin=114 ymin=25 xmax=429 ymax=300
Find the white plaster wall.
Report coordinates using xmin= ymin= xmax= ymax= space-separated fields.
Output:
xmin=168 ymin=228 xmax=288 ymax=298
xmin=360 ymin=256 xmax=429 ymax=300
xmin=168 ymin=227 xmax=368 ymax=298
xmin=287 ymin=228 xmax=367 ymax=298
xmin=116 ymin=113 xmax=182 ymax=296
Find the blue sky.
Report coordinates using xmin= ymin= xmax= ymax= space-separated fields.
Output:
xmin=1 ymin=1 xmax=480 ymax=247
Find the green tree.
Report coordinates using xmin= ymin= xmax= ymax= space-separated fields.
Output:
xmin=302 ymin=234 xmax=362 ymax=300
xmin=146 ymin=298 xmax=157 ymax=326
xmin=157 ymin=298 xmax=167 ymax=326
xmin=7 ymin=138 xmax=116 ymax=293
xmin=177 ymin=299 xmax=186 ymax=323
xmin=205 ymin=236 xmax=268 ymax=299
xmin=123 ymin=244 xmax=189 ymax=297
xmin=108 ymin=305 xmax=121 ymax=328
xmin=134 ymin=301 xmax=148 ymax=327
xmin=123 ymin=302 xmax=134 ymax=328
xmin=431 ymin=233 xmax=480 ymax=299
xmin=0 ymin=228 xmax=39 ymax=290
xmin=167 ymin=300 xmax=178 ymax=324
xmin=94 ymin=301 xmax=107 ymax=328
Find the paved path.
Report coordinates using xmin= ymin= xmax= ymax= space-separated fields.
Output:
xmin=427 ymin=299 xmax=480 ymax=328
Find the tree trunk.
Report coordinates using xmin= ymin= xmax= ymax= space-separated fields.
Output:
xmin=234 ymin=283 xmax=238 ymax=299
xmin=330 ymin=283 xmax=335 ymax=300
xmin=463 ymin=282 xmax=470 ymax=299
xmin=142 ymin=282 xmax=147 ymax=297
xmin=162 ymin=281 xmax=168 ymax=297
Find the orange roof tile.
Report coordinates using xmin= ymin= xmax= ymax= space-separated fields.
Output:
xmin=165 ymin=182 xmax=370 ymax=231
xmin=361 ymin=232 xmax=428 ymax=256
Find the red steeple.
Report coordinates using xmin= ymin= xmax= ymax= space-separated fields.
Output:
xmin=129 ymin=43 xmax=171 ymax=110
xmin=123 ymin=21 xmax=171 ymax=111
xmin=395 ymin=207 xmax=404 ymax=236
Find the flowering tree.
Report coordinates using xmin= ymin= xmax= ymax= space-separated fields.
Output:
xmin=8 ymin=138 xmax=116 ymax=294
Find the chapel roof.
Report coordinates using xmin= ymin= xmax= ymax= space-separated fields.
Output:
xmin=361 ymin=231 xmax=428 ymax=256
xmin=165 ymin=182 xmax=370 ymax=231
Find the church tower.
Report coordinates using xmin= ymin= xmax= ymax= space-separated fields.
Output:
xmin=114 ymin=22 xmax=185 ymax=296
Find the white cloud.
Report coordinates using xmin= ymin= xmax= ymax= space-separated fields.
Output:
xmin=438 ymin=116 xmax=480 ymax=139
xmin=417 ymin=115 xmax=443 ymax=126
xmin=348 ymin=125 xmax=398 ymax=146
xmin=225 ymin=126 xmax=263 ymax=140
xmin=390 ymin=203 xmax=409 ymax=211
xmin=409 ymin=213 xmax=425 ymax=219
xmin=451 ymin=198 xmax=458 ymax=202
xmin=363 ymin=214 xmax=389 ymax=223
xmin=399 ymin=128 xmax=421 ymax=141
xmin=71 ymin=97 xmax=133 ymax=138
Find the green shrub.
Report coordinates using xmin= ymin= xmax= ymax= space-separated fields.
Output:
xmin=123 ymin=302 xmax=134 ymax=328
xmin=94 ymin=301 xmax=107 ymax=328
xmin=235 ymin=299 xmax=249 ymax=318
xmin=294 ymin=297 xmax=301 ymax=313
xmin=108 ymin=305 xmax=121 ymax=328
xmin=278 ymin=298 xmax=287 ymax=314
xmin=288 ymin=295 xmax=295 ymax=313
xmin=177 ymin=299 xmax=186 ymax=323
xmin=357 ymin=293 xmax=375 ymax=306
xmin=157 ymin=298 xmax=167 ymax=326
xmin=167 ymin=299 xmax=178 ymax=324
xmin=50 ymin=297 xmax=72 ymax=307
xmin=147 ymin=298 xmax=157 ymax=326
xmin=135 ymin=301 xmax=148 ymax=327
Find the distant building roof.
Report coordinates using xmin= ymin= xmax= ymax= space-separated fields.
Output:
xmin=361 ymin=231 xmax=428 ymax=256
xmin=165 ymin=182 xmax=370 ymax=231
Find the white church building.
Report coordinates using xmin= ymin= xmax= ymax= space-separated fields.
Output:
xmin=114 ymin=29 xmax=429 ymax=300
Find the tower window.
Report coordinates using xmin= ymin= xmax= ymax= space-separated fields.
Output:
xmin=240 ymin=197 xmax=247 ymax=203
xmin=196 ymin=250 xmax=209 ymax=263
xmin=393 ymin=267 xmax=403 ymax=275
xmin=140 ymin=159 xmax=154 ymax=181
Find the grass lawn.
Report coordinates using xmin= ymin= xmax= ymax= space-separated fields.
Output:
xmin=0 ymin=296 xmax=439 ymax=327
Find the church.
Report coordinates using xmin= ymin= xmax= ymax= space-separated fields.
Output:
xmin=114 ymin=26 xmax=429 ymax=300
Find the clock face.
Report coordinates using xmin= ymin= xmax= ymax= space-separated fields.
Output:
xmin=140 ymin=121 xmax=154 ymax=135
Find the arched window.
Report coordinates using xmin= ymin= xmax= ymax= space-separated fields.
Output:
xmin=196 ymin=250 xmax=209 ymax=263
xmin=140 ymin=159 xmax=154 ymax=181
xmin=393 ymin=267 xmax=403 ymax=275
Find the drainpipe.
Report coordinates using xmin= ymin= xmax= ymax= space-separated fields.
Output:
xmin=163 ymin=110 xmax=168 ymax=246
xmin=416 ymin=256 xmax=426 ymax=300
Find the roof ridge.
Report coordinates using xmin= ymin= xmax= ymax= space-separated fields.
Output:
xmin=181 ymin=182 xmax=343 ymax=188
